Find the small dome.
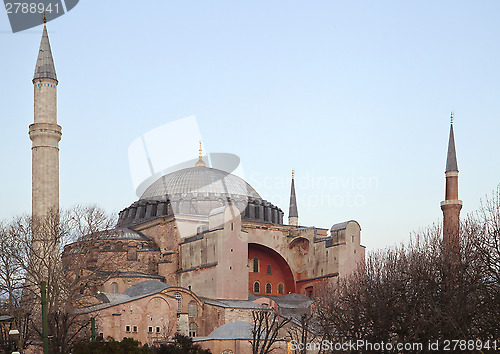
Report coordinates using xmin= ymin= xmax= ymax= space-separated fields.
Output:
xmin=207 ymin=322 xmax=255 ymax=340
xmin=141 ymin=167 xmax=260 ymax=201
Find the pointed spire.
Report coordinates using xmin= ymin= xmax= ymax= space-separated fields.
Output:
xmin=445 ymin=113 xmax=458 ymax=172
xmin=289 ymin=170 xmax=298 ymax=222
xmin=33 ymin=20 xmax=57 ymax=83
xmin=195 ymin=140 xmax=206 ymax=167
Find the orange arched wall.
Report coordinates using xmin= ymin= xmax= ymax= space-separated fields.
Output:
xmin=248 ymin=243 xmax=295 ymax=296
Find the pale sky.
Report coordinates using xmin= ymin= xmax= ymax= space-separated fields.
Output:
xmin=2 ymin=1 xmax=499 ymax=251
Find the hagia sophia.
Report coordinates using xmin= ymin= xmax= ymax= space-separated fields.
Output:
xmin=28 ymin=18 xmax=461 ymax=352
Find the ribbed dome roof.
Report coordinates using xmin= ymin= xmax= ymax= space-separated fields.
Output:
xmin=140 ymin=167 xmax=261 ymax=200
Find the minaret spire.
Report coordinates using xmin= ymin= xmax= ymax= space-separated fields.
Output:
xmin=288 ymin=170 xmax=298 ymax=226
xmin=33 ymin=17 xmax=57 ymax=83
xmin=440 ymin=113 xmax=462 ymax=262
xmin=446 ymin=112 xmax=458 ymax=173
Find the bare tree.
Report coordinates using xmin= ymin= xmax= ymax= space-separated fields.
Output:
xmin=0 ymin=205 xmax=118 ymax=353
xmin=314 ymin=199 xmax=500 ymax=351
xmin=286 ymin=310 xmax=317 ymax=354
xmin=462 ymin=185 xmax=500 ymax=337
xmin=0 ymin=222 xmax=27 ymax=353
xmin=251 ymin=310 xmax=290 ymax=354
xmin=0 ymin=222 xmax=24 ymax=313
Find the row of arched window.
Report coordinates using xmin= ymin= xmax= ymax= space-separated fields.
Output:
xmin=253 ymin=281 xmax=284 ymax=295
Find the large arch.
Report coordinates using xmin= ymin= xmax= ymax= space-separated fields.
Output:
xmin=248 ymin=243 xmax=295 ymax=295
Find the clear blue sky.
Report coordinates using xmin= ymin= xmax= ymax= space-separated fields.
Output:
xmin=2 ymin=1 xmax=499 ymax=251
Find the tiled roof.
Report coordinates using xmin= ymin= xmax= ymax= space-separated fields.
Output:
xmin=206 ymin=322 xmax=255 ymax=340
xmin=123 ymin=280 xmax=171 ymax=297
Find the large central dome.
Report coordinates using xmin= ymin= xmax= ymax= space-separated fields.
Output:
xmin=117 ymin=165 xmax=284 ymax=227
xmin=140 ymin=167 xmax=261 ymax=201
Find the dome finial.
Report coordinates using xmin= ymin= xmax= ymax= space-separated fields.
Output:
xmin=195 ymin=140 xmax=206 ymax=167
xmin=450 ymin=112 xmax=453 ymax=125
xmin=292 ymin=169 xmax=295 ymax=179
xmin=43 ymin=12 xmax=47 ymax=25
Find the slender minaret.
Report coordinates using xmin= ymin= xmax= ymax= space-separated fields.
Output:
xmin=29 ymin=17 xmax=61 ymax=221
xmin=440 ymin=113 xmax=462 ymax=259
xmin=288 ymin=170 xmax=298 ymax=226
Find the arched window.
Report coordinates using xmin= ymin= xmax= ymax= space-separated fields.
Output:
xmin=254 ymin=281 xmax=260 ymax=293
xmin=267 ymin=264 xmax=271 ymax=275
xmin=111 ymin=282 xmax=118 ymax=294
xmin=265 ymin=283 xmax=272 ymax=294
xmin=278 ymin=283 xmax=284 ymax=295
xmin=189 ymin=322 xmax=197 ymax=337
xmin=173 ymin=293 xmax=182 ymax=312
xmin=188 ymin=301 xmax=197 ymax=317
xmin=253 ymin=257 xmax=259 ymax=273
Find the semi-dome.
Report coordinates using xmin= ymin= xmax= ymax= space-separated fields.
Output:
xmin=140 ymin=166 xmax=261 ymax=200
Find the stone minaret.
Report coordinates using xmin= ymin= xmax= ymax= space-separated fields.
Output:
xmin=30 ymin=18 xmax=61 ymax=221
xmin=440 ymin=113 xmax=462 ymax=258
xmin=288 ymin=170 xmax=298 ymax=226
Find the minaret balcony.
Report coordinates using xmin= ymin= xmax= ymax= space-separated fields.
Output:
xmin=440 ymin=200 xmax=463 ymax=207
